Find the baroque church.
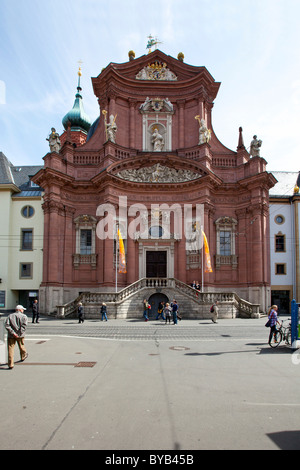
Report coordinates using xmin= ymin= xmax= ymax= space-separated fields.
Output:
xmin=33 ymin=49 xmax=276 ymax=317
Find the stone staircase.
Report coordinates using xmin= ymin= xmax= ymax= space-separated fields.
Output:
xmin=56 ymin=278 xmax=260 ymax=320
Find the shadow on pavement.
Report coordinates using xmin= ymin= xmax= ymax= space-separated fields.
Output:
xmin=267 ymin=430 xmax=300 ymax=450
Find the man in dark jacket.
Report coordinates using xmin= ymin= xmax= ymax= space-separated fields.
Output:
xmin=78 ymin=302 xmax=84 ymax=323
xmin=5 ymin=305 xmax=28 ymax=369
xmin=32 ymin=299 xmax=39 ymax=323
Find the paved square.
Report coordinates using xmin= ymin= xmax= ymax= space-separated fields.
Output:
xmin=0 ymin=317 xmax=299 ymax=450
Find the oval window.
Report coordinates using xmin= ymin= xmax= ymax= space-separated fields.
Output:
xmin=149 ymin=226 xmax=164 ymax=238
xmin=275 ymin=215 xmax=284 ymax=225
xmin=21 ymin=205 xmax=35 ymax=218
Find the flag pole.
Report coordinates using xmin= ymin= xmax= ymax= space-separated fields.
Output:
xmin=115 ymin=223 xmax=118 ymax=293
xmin=201 ymin=225 xmax=204 ymax=292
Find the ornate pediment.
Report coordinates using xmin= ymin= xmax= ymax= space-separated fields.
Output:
xmin=136 ymin=61 xmax=177 ymax=81
xmin=139 ymin=97 xmax=173 ymax=113
xmin=116 ymin=163 xmax=201 ymax=183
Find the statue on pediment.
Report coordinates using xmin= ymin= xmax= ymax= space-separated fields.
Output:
xmin=47 ymin=128 xmax=61 ymax=153
xmin=107 ymin=114 xmax=117 ymax=143
xmin=249 ymin=135 xmax=262 ymax=157
xmin=195 ymin=117 xmax=211 ymax=145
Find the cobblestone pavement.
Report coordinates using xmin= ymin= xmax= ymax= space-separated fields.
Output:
xmin=25 ymin=316 xmax=269 ymax=342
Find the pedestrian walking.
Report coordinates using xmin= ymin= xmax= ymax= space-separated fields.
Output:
xmin=143 ymin=299 xmax=150 ymax=322
xmin=101 ymin=302 xmax=108 ymax=321
xmin=210 ymin=300 xmax=219 ymax=323
xmin=171 ymin=299 xmax=179 ymax=325
xmin=267 ymin=305 xmax=279 ymax=345
xmin=78 ymin=302 xmax=84 ymax=323
xmin=32 ymin=299 xmax=39 ymax=323
xmin=164 ymin=303 xmax=172 ymax=324
xmin=156 ymin=301 xmax=165 ymax=320
xmin=5 ymin=305 xmax=29 ymax=369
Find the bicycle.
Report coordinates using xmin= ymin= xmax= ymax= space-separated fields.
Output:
xmin=269 ymin=318 xmax=291 ymax=348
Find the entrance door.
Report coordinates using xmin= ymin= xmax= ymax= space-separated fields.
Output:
xmin=148 ymin=293 xmax=169 ymax=318
xmin=146 ymin=251 xmax=167 ymax=278
xmin=271 ymin=290 xmax=290 ymax=315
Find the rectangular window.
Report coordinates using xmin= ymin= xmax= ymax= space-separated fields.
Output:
xmin=21 ymin=229 xmax=33 ymax=250
xmin=275 ymin=263 xmax=286 ymax=275
xmin=220 ymin=231 xmax=231 ymax=256
xmin=275 ymin=234 xmax=285 ymax=252
xmin=20 ymin=263 xmax=33 ymax=279
xmin=80 ymin=229 xmax=92 ymax=255
xmin=0 ymin=290 xmax=5 ymax=308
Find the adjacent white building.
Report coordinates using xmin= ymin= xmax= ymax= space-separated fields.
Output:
xmin=269 ymin=171 xmax=300 ymax=313
xmin=0 ymin=152 xmax=43 ymax=311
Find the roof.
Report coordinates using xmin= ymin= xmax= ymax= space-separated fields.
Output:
xmin=269 ymin=171 xmax=299 ymax=197
xmin=0 ymin=152 xmax=43 ymax=194
xmin=0 ymin=152 xmax=14 ymax=184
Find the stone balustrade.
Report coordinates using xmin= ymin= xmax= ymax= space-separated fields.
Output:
xmin=56 ymin=278 xmax=260 ymax=320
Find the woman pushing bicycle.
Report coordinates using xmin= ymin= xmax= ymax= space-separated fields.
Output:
xmin=267 ymin=305 xmax=279 ymax=346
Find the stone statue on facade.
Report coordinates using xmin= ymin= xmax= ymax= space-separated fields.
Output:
xmin=46 ymin=128 xmax=61 ymax=153
xmin=249 ymin=135 xmax=262 ymax=157
xmin=152 ymin=128 xmax=164 ymax=151
xmin=186 ymin=222 xmax=201 ymax=252
xmin=195 ymin=117 xmax=211 ymax=145
xmin=105 ymin=114 xmax=118 ymax=143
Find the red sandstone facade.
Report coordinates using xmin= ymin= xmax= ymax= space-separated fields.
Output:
xmin=34 ymin=50 xmax=276 ymax=314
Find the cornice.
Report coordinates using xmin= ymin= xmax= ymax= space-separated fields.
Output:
xmin=32 ymin=168 xmax=74 ymax=188
xmin=237 ymin=171 xmax=277 ymax=190
xmin=0 ymin=183 xmax=20 ymax=193
xmin=92 ymin=51 xmax=220 ymax=103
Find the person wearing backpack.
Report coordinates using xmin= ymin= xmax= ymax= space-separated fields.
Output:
xmin=210 ymin=301 xmax=219 ymax=323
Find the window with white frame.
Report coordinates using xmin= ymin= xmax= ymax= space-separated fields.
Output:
xmin=215 ymin=216 xmax=238 ymax=269
xmin=219 ymin=230 xmax=231 ymax=256
xmin=73 ymin=215 xmax=97 ymax=268
xmin=80 ymin=229 xmax=92 ymax=255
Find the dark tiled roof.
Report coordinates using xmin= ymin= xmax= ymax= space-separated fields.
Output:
xmin=0 ymin=152 xmax=43 ymax=192
xmin=0 ymin=152 xmax=14 ymax=184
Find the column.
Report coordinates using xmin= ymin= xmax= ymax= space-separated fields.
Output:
xmin=129 ymin=99 xmax=136 ymax=148
xmin=42 ymin=201 xmax=50 ymax=283
xmin=63 ymin=205 xmax=76 ymax=285
xmin=236 ymin=208 xmax=248 ymax=285
xmin=126 ymin=215 xmax=136 ymax=285
xmin=250 ymin=204 xmax=263 ymax=284
xmin=47 ymin=201 xmax=64 ymax=285
xmin=104 ymin=237 xmax=115 ymax=287
xmin=177 ymin=100 xmax=185 ymax=148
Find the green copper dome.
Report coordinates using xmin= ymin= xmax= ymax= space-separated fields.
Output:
xmin=62 ymin=69 xmax=91 ymax=133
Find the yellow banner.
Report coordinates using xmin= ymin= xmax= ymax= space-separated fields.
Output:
xmin=202 ymin=230 xmax=213 ymax=273
xmin=118 ymin=228 xmax=127 ymax=273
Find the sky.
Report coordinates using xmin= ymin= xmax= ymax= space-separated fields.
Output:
xmin=1 ymin=0 xmax=300 ymax=173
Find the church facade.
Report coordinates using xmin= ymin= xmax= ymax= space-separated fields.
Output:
xmin=33 ymin=50 xmax=276 ymax=316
